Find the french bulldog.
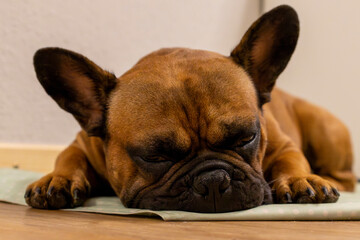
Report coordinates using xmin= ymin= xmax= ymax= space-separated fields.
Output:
xmin=25 ymin=5 xmax=355 ymax=213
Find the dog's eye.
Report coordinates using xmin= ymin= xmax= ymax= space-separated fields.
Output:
xmin=143 ymin=155 xmax=169 ymax=162
xmin=235 ymin=133 xmax=256 ymax=147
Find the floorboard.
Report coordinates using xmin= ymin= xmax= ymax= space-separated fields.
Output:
xmin=1 ymin=202 xmax=360 ymax=240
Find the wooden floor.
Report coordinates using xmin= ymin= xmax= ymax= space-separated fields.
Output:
xmin=1 ymin=203 xmax=360 ymax=240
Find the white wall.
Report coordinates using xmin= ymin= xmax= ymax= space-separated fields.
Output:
xmin=263 ymin=0 xmax=360 ymax=175
xmin=0 ymin=0 xmax=259 ymax=145
xmin=1 ymin=0 xmax=359 ymax=176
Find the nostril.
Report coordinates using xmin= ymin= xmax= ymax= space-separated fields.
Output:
xmin=193 ymin=176 xmax=209 ymax=196
xmin=219 ymin=173 xmax=231 ymax=193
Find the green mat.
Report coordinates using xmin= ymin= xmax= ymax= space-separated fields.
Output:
xmin=0 ymin=168 xmax=359 ymax=220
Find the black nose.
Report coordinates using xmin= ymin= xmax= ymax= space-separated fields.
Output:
xmin=193 ymin=169 xmax=231 ymax=197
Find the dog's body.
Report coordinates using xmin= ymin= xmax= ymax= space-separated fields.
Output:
xmin=25 ymin=5 xmax=355 ymax=212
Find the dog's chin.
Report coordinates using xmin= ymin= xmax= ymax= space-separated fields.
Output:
xmin=129 ymin=161 xmax=273 ymax=213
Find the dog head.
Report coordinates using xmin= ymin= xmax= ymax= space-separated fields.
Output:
xmin=33 ymin=5 xmax=299 ymax=212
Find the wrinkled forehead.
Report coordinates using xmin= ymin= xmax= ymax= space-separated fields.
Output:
xmin=107 ymin=48 xmax=259 ymax=142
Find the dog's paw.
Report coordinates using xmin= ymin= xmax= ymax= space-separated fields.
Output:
xmin=273 ymin=174 xmax=340 ymax=204
xmin=24 ymin=172 xmax=90 ymax=209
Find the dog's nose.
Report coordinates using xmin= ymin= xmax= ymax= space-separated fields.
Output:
xmin=193 ymin=169 xmax=231 ymax=197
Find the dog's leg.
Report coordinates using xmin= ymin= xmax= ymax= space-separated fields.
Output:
xmin=262 ymin=111 xmax=340 ymax=204
xmin=293 ymin=99 xmax=356 ymax=191
xmin=24 ymin=141 xmax=101 ymax=209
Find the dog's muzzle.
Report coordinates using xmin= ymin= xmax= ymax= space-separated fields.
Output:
xmin=132 ymin=160 xmax=272 ymax=213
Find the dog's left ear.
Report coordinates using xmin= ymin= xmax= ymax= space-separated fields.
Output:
xmin=231 ymin=5 xmax=299 ymax=105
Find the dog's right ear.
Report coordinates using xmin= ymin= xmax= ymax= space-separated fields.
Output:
xmin=33 ymin=47 xmax=117 ymax=137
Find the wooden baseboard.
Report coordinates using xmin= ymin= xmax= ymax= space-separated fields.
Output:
xmin=0 ymin=144 xmax=65 ymax=173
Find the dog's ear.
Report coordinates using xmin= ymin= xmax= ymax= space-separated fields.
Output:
xmin=33 ymin=47 xmax=117 ymax=137
xmin=231 ymin=5 xmax=299 ymax=105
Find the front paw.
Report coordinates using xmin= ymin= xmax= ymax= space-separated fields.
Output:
xmin=273 ymin=174 xmax=340 ymax=204
xmin=24 ymin=172 xmax=90 ymax=209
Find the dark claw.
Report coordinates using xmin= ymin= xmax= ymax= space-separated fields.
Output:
xmin=285 ymin=192 xmax=292 ymax=203
xmin=24 ymin=189 xmax=31 ymax=198
xmin=47 ymin=186 xmax=54 ymax=197
xmin=321 ymin=186 xmax=329 ymax=195
xmin=35 ymin=187 xmax=41 ymax=194
xmin=332 ymin=188 xmax=340 ymax=197
xmin=73 ymin=189 xmax=80 ymax=201
xmin=306 ymin=187 xmax=315 ymax=197
xmin=85 ymin=184 xmax=91 ymax=196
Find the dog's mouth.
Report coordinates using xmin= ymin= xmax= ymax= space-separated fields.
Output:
xmin=129 ymin=160 xmax=272 ymax=213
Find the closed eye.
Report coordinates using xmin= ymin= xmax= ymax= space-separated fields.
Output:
xmin=234 ymin=133 xmax=257 ymax=148
xmin=142 ymin=155 xmax=170 ymax=163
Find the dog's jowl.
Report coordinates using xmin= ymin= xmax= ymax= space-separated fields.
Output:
xmin=25 ymin=5 xmax=355 ymax=212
